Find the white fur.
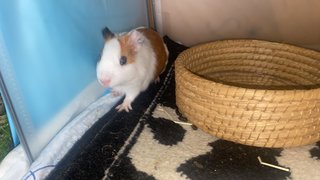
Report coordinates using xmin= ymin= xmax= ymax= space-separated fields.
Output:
xmin=97 ymin=30 xmax=158 ymax=111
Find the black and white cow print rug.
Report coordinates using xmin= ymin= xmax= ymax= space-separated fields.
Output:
xmin=48 ymin=37 xmax=320 ymax=180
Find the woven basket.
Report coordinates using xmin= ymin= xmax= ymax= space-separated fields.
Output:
xmin=175 ymin=40 xmax=320 ymax=148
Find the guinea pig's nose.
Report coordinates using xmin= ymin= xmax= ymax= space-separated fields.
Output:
xmin=99 ymin=78 xmax=111 ymax=87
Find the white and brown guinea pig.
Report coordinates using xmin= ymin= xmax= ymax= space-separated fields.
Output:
xmin=96 ymin=27 xmax=169 ymax=112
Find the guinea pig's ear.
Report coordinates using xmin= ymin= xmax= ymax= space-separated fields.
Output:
xmin=128 ymin=30 xmax=144 ymax=52
xmin=102 ymin=27 xmax=115 ymax=41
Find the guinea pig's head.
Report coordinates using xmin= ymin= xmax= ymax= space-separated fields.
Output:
xmin=96 ymin=27 xmax=144 ymax=88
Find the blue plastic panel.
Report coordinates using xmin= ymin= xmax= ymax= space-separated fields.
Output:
xmin=0 ymin=0 xmax=148 ymax=161
xmin=4 ymin=100 xmax=19 ymax=146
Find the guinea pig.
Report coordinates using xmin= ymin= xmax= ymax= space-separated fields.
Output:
xmin=96 ymin=27 xmax=169 ymax=112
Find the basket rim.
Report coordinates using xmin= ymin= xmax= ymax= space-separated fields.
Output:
xmin=190 ymin=39 xmax=320 ymax=55
xmin=175 ymin=39 xmax=320 ymax=93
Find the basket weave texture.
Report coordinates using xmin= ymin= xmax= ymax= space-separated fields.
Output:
xmin=175 ymin=40 xmax=320 ymax=148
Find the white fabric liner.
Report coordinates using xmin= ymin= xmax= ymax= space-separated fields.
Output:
xmin=0 ymin=94 xmax=121 ymax=180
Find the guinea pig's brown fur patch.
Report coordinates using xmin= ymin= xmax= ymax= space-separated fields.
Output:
xmin=118 ymin=28 xmax=168 ymax=78
xmin=138 ymin=28 xmax=168 ymax=79
xmin=118 ymin=35 xmax=136 ymax=64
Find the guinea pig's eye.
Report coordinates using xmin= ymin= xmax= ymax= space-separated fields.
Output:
xmin=119 ymin=56 xmax=127 ymax=66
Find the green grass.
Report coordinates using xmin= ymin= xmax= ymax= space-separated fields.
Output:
xmin=0 ymin=114 xmax=13 ymax=162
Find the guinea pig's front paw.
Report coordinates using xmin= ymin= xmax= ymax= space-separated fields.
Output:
xmin=116 ymin=102 xmax=132 ymax=112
